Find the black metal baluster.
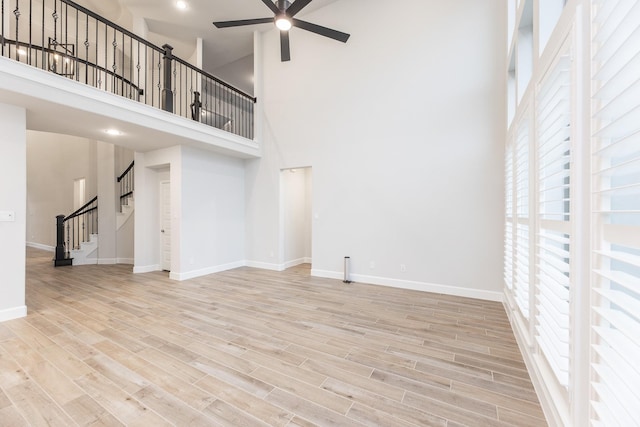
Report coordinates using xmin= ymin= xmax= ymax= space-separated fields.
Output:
xmin=103 ymin=23 xmax=107 ymax=90
xmin=128 ymin=36 xmax=132 ymax=98
xmin=120 ymin=31 xmax=124 ymax=95
xmin=1 ymin=0 xmax=5 ymax=57
xmin=94 ymin=17 xmax=97 ymax=87
xmin=63 ymin=0 xmax=67 ymax=75
xmin=28 ymin=0 xmax=32 ymax=65
xmin=74 ymin=7 xmax=78 ymax=80
xmin=40 ymin=0 xmax=44 ymax=66
xmin=84 ymin=12 xmax=88 ymax=85
xmin=14 ymin=0 xmax=20 ymax=61
xmin=66 ymin=221 xmax=70 ymax=254
xmin=111 ymin=27 xmax=116 ymax=93
xmin=157 ymin=54 xmax=161 ymax=109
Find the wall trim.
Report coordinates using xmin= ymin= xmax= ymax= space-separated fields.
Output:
xmin=171 ymin=260 xmax=246 ymax=281
xmin=98 ymin=258 xmax=117 ymax=265
xmin=0 ymin=305 xmax=27 ymax=322
xmin=133 ymin=264 xmax=161 ymax=274
xmin=26 ymin=242 xmax=54 ymax=252
xmin=245 ymin=260 xmax=285 ymax=271
xmin=311 ymin=269 xmax=503 ymax=302
xmin=283 ymin=258 xmax=311 ymax=269
xmin=117 ymin=258 xmax=134 ymax=265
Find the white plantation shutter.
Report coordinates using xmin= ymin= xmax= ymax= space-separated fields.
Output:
xmin=505 ymin=142 xmax=514 ymax=290
xmin=591 ymin=0 xmax=640 ymax=425
xmin=515 ymin=117 xmax=530 ymax=318
xmin=535 ymin=50 xmax=572 ymax=388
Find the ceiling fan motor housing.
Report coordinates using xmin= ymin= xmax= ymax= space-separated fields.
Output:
xmin=277 ymin=0 xmax=292 ymax=11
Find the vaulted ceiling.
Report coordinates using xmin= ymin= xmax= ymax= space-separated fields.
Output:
xmin=79 ymin=0 xmax=342 ymax=72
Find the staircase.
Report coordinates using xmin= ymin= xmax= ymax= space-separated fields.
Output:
xmin=70 ymin=233 xmax=99 ymax=265
xmin=117 ymin=196 xmax=135 ymax=230
xmin=53 ymin=161 xmax=134 ymax=267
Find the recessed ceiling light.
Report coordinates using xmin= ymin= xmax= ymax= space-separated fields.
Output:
xmin=105 ymin=129 xmax=122 ymax=136
xmin=176 ymin=0 xmax=187 ymax=10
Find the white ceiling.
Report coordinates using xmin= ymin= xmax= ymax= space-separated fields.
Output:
xmin=87 ymin=0 xmax=343 ymax=71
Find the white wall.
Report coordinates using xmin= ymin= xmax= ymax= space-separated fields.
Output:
xmin=115 ymin=145 xmax=135 ymax=177
xmin=97 ymin=141 xmax=116 ymax=263
xmin=0 ymin=103 xmax=27 ymax=321
xmin=134 ymin=145 xmax=245 ymax=280
xmin=177 ymin=146 xmax=245 ymax=280
xmin=246 ymin=0 xmax=506 ymax=300
xmin=26 ymin=131 xmax=98 ymax=249
xmin=211 ymin=54 xmax=255 ymax=96
xmin=133 ymin=147 xmax=178 ymax=273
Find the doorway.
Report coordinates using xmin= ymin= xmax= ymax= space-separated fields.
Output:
xmin=281 ymin=167 xmax=312 ymax=269
xmin=160 ymin=180 xmax=171 ymax=271
xmin=73 ymin=177 xmax=86 ymax=210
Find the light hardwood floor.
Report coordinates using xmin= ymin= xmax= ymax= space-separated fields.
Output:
xmin=0 ymin=248 xmax=547 ymax=426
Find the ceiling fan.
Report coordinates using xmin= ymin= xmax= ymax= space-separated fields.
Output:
xmin=212 ymin=0 xmax=350 ymax=62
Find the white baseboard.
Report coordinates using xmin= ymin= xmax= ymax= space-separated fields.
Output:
xmin=26 ymin=242 xmax=54 ymax=252
xmin=133 ymin=264 xmax=161 ymax=274
xmin=98 ymin=258 xmax=117 ymax=265
xmin=311 ymin=269 xmax=503 ymax=302
xmin=117 ymin=258 xmax=134 ymax=265
xmin=0 ymin=305 xmax=27 ymax=322
xmin=170 ymin=260 xmax=246 ymax=281
xmin=283 ymin=258 xmax=312 ymax=269
xmin=245 ymin=260 xmax=285 ymax=271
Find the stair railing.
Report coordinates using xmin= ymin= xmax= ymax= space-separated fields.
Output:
xmin=0 ymin=0 xmax=256 ymax=139
xmin=63 ymin=195 xmax=98 ymax=251
xmin=117 ymin=160 xmax=134 ymax=211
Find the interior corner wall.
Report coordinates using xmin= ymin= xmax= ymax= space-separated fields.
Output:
xmin=26 ymin=131 xmax=98 ymax=249
xmin=96 ymin=141 xmax=116 ymax=263
xmin=247 ymin=0 xmax=506 ymax=300
xmin=176 ymin=146 xmax=245 ymax=280
xmin=0 ymin=103 xmax=27 ymax=322
xmin=133 ymin=146 xmax=178 ymax=273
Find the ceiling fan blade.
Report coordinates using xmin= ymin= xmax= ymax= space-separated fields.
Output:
xmin=213 ymin=17 xmax=273 ymax=28
xmin=261 ymin=0 xmax=281 ymax=14
xmin=280 ymin=31 xmax=291 ymax=62
xmin=292 ymin=18 xmax=350 ymax=43
xmin=285 ymin=0 xmax=313 ymax=17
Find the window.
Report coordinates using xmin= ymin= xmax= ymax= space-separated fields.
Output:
xmin=535 ymin=50 xmax=572 ymax=388
xmin=515 ymin=115 xmax=530 ymax=318
xmin=505 ymin=142 xmax=515 ymax=290
xmin=590 ymin=0 xmax=640 ymax=424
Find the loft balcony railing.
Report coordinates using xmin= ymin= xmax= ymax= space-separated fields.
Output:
xmin=0 ymin=0 xmax=255 ymax=139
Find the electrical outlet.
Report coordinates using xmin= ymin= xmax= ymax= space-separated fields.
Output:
xmin=400 ymin=264 xmax=406 ymax=272
xmin=0 ymin=211 xmax=15 ymax=222
xmin=369 ymin=261 xmax=375 ymax=269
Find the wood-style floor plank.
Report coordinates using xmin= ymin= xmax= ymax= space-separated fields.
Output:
xmin=0 ymin=248 xmax=548 ymax=426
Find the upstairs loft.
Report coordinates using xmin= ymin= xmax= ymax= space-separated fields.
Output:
xmin=0 ymin=0 xmax=259 ymax=158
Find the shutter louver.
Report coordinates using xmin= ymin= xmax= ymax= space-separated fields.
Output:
xmin=591 ymin=0 xmax=640 ymax=425
xmin=505 ymin=143 xmax=514 ymax=290
xmin=536 ymin=51 xmax=572 ymax=388
xmin=515 ymin=117 xmax=530 ymax=318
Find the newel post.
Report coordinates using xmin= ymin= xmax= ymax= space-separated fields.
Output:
xmin=53 ymin=215 xmax=72 ymax=266
xmin=161 ymin=44 xmax=174 ymax=113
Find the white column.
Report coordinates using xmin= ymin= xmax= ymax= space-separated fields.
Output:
xmin=97 ymin=141 xmax=116 ymax=264
xmin=0 ymin=103 xmax=27 ymax=322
